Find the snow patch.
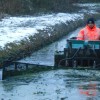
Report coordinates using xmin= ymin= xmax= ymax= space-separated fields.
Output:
xmin=0 ymin=13 xmax=83 ymax=48
xmin=74 ymin=3 xmax=100 ymax=13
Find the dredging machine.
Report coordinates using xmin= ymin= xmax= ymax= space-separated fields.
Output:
xmin=54 ymin=38 xmax=100 ymax=69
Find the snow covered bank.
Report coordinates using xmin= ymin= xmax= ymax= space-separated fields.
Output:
xmin=74 ymin=3 xmax=100 ymax=13
xmin=0 ymin=3 xmax=100 ymax=48
xmin=0 ymin=13 xmax=83 ymax=48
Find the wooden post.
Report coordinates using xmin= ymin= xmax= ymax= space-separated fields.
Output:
xmin=26 ymin=64 xmax=28 ymax=70
xmin=0 ymin=68 xmax=3 ymax=80
xmin=93 ymin=61 xmax=96 ymax=69
xmin=73 ymin=60 xmax=77 ymax=68
xmin=2 ymin=61 xmax=7 ymax=80
xmin=14 ymin=62 xmax=17 ymax=70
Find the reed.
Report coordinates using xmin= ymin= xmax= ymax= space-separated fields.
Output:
xmin=0 ymin=0 xmax=99 ymax=15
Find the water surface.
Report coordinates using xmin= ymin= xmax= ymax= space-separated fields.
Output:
xmin=0 ymin=69 xmax=100 ymax=100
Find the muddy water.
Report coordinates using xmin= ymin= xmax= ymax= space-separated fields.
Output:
xmin=0 ymin=69 xmax=100 ymax=100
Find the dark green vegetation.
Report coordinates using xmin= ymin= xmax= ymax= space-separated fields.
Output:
xmin=3 ymin=64 xmax=52 ymax=79
xmin=0 ymin=0 xmax=99 ymax=15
